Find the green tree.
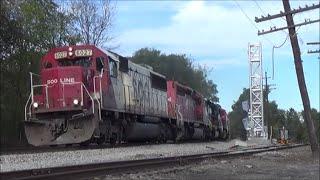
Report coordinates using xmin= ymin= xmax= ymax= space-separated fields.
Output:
xmin=228 ymin=87 xmax=315 ymax=143
xmin=131 ymin=48 xmax=219 ymax=102
xmin=228 ymin=88 xmax=249 ymax=140
xmin=267 ymin=101 xmax=287 ymax=139
xmin=311 ymin=109 xmax=320 ymax=142
xmin=0 ymin=0 xmax=79 ymax=147
xmin=286 ymin=108 xmax=303 ymax=141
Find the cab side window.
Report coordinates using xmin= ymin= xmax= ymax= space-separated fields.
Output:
xmin=109 ymin=59 xmax=118 ymax=78
xmin=43 ymin=61 xmax=52 ymax=69
xmin=96 ymin=57 xmax=104 ymax=72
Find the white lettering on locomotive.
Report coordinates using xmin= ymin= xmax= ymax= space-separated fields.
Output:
xmin=54 ymin=51 xmax=67 ymax=59
xmin=47 ymin=79 xmax=58 ymax=85
xmin=75 ymin=49 xmax=92 ymax=57
xmin=60 ymin=77 xmax=75 ymax=83
xmin=47 ymin=78 xmax=75 ymax=84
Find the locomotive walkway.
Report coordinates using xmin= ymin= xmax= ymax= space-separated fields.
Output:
xmin=1 ymin=143 xmax=305 ymax=180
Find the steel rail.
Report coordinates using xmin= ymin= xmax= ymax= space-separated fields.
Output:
xmin=0 ymin=144 xmax=306 ymax=180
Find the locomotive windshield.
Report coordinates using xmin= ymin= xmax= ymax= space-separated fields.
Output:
xmin=58 ymin=57 xmax=91 ymax=68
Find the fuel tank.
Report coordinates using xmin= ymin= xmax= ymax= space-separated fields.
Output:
xmin=192 ymin=127 xmax=204 ymax=140
xmin=126 ymin=122 xmax=162 ymax=141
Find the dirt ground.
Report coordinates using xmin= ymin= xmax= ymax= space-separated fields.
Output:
xmin=93 ymin=146 xmax=319 ymax=180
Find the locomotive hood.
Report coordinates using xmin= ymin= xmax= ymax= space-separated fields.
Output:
xmin=34 ymin=66 xmax=93 ymax=111
xmin=42 ymin=66 xmax=82 ymax=86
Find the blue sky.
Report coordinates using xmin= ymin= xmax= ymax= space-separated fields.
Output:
xmin=108 ymin=1 xmax=319 ymax=112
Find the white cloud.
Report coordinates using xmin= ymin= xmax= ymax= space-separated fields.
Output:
xmin=119 ymin=1 xmax=317 ymax=58
xmin=116 ymin=1 xmax=319 ymax=69
xmin=119 ymin=1 xmax=252 ymax=55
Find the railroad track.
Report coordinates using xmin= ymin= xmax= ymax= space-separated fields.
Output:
xmin=1 ymin=144 xmax=306 ymax=180
xmin=1 ymin=139 xmax=225 ymax=155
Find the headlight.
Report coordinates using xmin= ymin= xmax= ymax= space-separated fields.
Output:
xmin=73 ymin=99 xmax=79 ymax=105
xmin=33 ymin=102 xmax=39 ymax=108
xmin=68 ymin=51 xmax=73 ymax=56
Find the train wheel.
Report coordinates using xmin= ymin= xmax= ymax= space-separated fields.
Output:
xmin=110 ymin=133 xmax=117 ymax=145
xmin=221 ymin=129 xmax=228 ymax=140
xmin=97 ymin=135 xmax=105 ymax=145
xmin=214 ymin=130 xmax=220 ymax=139
xmin=159 ymin=133 xmax=167 ymax=143
xmin=175 ymin=128 xmax=184 ymax=142
xmin=163 ymin=133 xmax=168 ymax=143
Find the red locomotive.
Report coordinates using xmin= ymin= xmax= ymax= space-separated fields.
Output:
xmin=24 ymin=45 xmax=229 ymax=146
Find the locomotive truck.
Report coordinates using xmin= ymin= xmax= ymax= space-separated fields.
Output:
xmin=24 ymin=45 xmax=229 ymax=146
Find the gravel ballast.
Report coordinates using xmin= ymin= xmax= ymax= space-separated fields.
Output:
xmin=0 ymin=138 xmax=270 ymax=173
xmin=99 ymin=146 xmax=319 ymax=180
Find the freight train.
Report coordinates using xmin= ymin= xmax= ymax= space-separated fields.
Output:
xmin=24 ymin=45 xmax=229 ymax=146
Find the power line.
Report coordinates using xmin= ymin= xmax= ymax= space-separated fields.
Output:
xmin=253 ymin=0 xmax=288 ymax=28
xmin=233 ymin=0 xmax=275 ymax=46
xmin=271 ymin=25 xmax=303 ymax=79
xmin=234 ymin=1 xmax=261 ymax=31
xmin=272 ymin=35 xmax=288 ymax=79
xmin=253 ymin=0 xmax=305 ymax=40
xmin=256 ymin=0 xmax=319 ymax=155
xmin=252 ymin=1 xmax=293 ymax=80
xmin=236 ymin=0 xmax=292 ymax=80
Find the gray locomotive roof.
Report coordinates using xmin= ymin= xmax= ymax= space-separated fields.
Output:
xmin=99 ymin=48 xmax=166 ymax=79
xmin=99 ymin=48 xmax=120 ymax=62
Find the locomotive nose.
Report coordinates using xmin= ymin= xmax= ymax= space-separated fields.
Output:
xmin=37 ymin=66 xmax=92 ymax=111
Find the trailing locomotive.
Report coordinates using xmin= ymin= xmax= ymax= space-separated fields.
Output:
xmin=24 ymin=45 xmax=229 ymax=146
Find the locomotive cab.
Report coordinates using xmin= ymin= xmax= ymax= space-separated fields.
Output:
xmin=24 ymin=45 xmax=108 ymax=146
xmin=32 ymin=47 xmax=100 ymax=114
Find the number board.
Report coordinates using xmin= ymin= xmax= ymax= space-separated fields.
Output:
xmin=75 ymin=49 xmax=93 ymax=57
xmin=54 ymin=51 xmax=67 ymax=59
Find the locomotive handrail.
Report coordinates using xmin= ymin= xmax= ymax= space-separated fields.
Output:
xmin=61 ymin=82 xmax=83 ymax=107
xmin=93 ymin=75 xmax=103 ymax=121
xmin=83 ymin=82 xmax=101 ymax=120
xmin=32 ymin=84 xmax=49 ymax=108
xmin=25 ymin=73 xmax=50 ymax=121
xmin=30 ymin=72 xmax=45 ymax=104
xmin=93 ymin=75 xmax=103 ymax=105
xmin=61 ymin=81 xmax=100 ymax=120
xmin=24 ymin=93 xmax=32 ymax=121
xmin=100 ymin=69 xmax=104 ymax=106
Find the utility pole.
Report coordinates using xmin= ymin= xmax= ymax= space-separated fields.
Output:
xmin=264 ymin=72 xmax=270 ymax=139
xmin=264 ymin=71 xmax=276 ymax=140
xmin=255 ymin=0 xmax=319 ymax=156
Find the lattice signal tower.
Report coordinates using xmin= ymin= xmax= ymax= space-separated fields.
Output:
xmin=248 ymin=43 xmax=265 ymax=137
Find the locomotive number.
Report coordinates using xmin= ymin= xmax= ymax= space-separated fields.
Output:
xmin=75 ymin=49 xmax=92 ymax=57
xmin=54 ymin=51 xmax=67 ymax=59
xmin=47 ymin=79 xmax=58 ymax=85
